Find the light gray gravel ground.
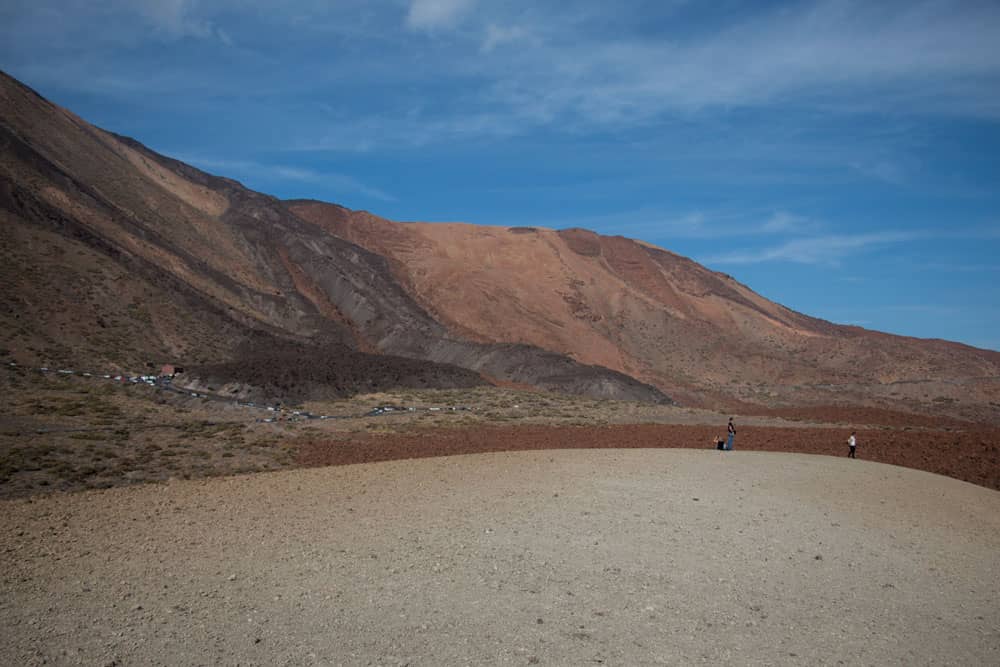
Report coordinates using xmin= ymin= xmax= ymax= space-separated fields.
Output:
xmin=2 ymin=450 xmax=999 ymax=666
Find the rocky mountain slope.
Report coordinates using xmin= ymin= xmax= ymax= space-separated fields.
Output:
xmin=287 ymin=201 xmax=1000 ymax=419
xmin=0 ymin=70 xmax=664 ymax=403
xmin=3 ymin=69 xmax=998 ymax=416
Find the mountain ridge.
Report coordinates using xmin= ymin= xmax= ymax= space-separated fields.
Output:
xmin=0 ymin=70 xmax=667 ymax=404
xmin=3 ymin=69 xmax=999 ymax=418
xmin=287 ymin=198 xmax=1000 ymax=418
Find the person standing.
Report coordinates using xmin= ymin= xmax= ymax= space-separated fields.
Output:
xmin=847 ymin=431 xmax=857 ymax=458
xmin=726 ymin=417 xmax=736 ymax=451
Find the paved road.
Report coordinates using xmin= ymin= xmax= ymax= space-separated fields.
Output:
xmin=2 ymin=450 xmax=998 ymax=665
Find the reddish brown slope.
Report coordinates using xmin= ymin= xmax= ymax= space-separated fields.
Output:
xmin=1 ymin=71 xmax=665 ymax=403
xmin=289 ymin=201 xmax=1000 ymax=420
xmin=3 ymin=67 xmax=993 ymax=414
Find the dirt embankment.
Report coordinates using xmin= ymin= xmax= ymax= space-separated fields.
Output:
xmin=298 ymin=423 xmax=1000 ymax=491
xmin=750 ymin=405 xmax=981 ymax=429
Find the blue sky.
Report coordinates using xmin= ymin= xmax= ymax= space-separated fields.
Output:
xmin=2 ymin=0 xmax=999 ymax=351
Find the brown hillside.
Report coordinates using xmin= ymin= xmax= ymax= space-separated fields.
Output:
xmin=3 ymin=66 xmax=996 ymax=416
xmin=289 ymin=200 xmax=1000 ymax=421
xmin=0 ymin=70 xmax=665 ymax=403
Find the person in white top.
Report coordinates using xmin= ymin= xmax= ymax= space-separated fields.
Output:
xmin=847 ymin=431 xmax=857 ymax=459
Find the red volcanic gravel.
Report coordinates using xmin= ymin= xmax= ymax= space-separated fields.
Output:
xmin=297 ymin=424 xmax=1000 ymax=491
xmin=750 ymin=405 xmax=980 ymax=429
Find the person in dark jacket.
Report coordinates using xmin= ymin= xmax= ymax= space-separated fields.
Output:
xmin=726 ymin=417 xmax=736 ymax=451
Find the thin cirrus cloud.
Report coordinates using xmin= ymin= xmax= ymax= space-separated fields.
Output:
xmin=179 ymin=156 xmax=395 ymax=202
xmin=699 ymin=231 xmax=922 ymax=266
xmin=6 ymin=1 xmax=999 ymax=125
xmin=481 ymin=24 xmax=530 ymax=53
xmin=406 ymin=0 xmax=475 ymax=31
xmin=760 ymin=212 xmax=819 ymax=234
xmin=555 ymin=209 xmax=823 ymax=243
xmin=133 ymin=0 xmax=225 ymax=41
xmin=268 ymin=0 xmax=1000 ymax=154
xmin=459 ymin=1 xmax=1000 ymax=130
xmin=1 ymin=0 xmax=998 ymax=169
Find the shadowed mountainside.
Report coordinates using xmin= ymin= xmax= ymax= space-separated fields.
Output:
xmin=3 ymin=68 xmax=998 ymax=416
xmin=287 ymin=200 xmax=1000 ymax=420
xmin=0 ymin=70 xmax=666 ymax=403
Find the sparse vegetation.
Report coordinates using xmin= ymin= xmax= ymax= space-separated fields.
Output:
xmin=2 ymin=363 xmax=998 ymax=499
xmin=0 ymin=366 xmax=691 ymax=499
xmin=0 ymin=371 xmax=304 ymax=498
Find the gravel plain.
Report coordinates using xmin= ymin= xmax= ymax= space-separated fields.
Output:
xmin=2 ymin=449 xmax=999 ymax=666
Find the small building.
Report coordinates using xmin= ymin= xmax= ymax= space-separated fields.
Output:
xmin=160 ymin=364 xmax=184 ymax=377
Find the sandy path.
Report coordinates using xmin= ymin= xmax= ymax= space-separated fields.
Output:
xmin=2 ymin=450 xmax=999 ymax=666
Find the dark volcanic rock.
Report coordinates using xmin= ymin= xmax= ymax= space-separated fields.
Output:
xmin=194 ymin=337 xmax=485 ymax=403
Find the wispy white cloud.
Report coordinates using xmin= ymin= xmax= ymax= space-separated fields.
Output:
xmin=883 ymin=304 xmax=959 ymax=315
xmin=481 ymin=23 xmax=529 ymax=52
xmin=522 ymin=208 xmax=722 ymax=240
xmin=14 ymin=1 xmax=1000 ymax=115
xmin=462 ymin=0 xmax=1000 ymax=129
xmin=7 ymin=0 xmax=1000 ymax=155
xmin=540 ymin=207 xmax=824 ymax=242
xmin=119 ymin=0 xmax=235 ymax=44
xmin=135 ymin=0 xmax=213 ymax=39
xmin=760 ymin=211 xmax=819 ymax=234
xmin=848 ymin=159 xmax=908 ymax=185
xmin=699 ymin=231 xmax=922 ymax=266
xmin=0 ymin=0 xmax=236 ymax=54
xmin=406 ymin=0 xmax=475 ymax=31
xmin=292 ymin=110 xmax=525 ymax=152
xmin=180 ymin=156 xmax=395 ymax=202
xmin=280 ymin=1 xmax=1000 ymax=156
